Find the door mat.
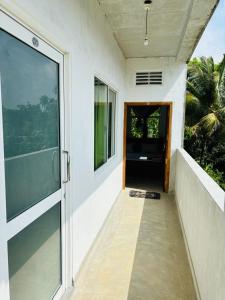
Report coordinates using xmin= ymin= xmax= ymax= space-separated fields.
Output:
xmin=129 ymin=190 xmax=161 ymax=200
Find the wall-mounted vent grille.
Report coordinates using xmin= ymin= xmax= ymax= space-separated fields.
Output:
xmin=136 ymin=72 xmax=163 ymax=85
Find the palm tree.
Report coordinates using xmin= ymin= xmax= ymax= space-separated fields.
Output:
xmin=186 ymin=56 xmax=225 ymax=137
xmin=186 ymin=56 xmax=225 ymax=164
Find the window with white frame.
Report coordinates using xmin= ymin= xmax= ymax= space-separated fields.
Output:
xmin=94 ymin=77 xmax=116 ymax=170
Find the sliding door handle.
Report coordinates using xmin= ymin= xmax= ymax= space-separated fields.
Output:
xmin=63 ymin=150 xmax=71 ymax=183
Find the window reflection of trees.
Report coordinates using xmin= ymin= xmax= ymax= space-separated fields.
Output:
xmin=3 ymin=95 xmax=59 ymax=158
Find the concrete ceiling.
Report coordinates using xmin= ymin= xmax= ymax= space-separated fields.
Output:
xmin=98 ymin=0 xmax=219 ymax=61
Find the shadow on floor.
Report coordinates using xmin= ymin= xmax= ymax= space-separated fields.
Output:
xmin=127 ymin=195 xmax=197 ymax=300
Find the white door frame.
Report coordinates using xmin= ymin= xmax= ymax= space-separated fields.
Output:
xmin=0 ymin=10 xmax=70 ymax=300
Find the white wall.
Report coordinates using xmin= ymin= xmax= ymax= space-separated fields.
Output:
xmin=126 ymin=58 xmax=187 ymax=190
xmin=0 ymin=0 xmax=126 ymax=279
xmin=175 ymin=149 xmax=225 ymax=300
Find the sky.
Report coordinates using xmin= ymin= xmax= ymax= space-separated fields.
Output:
xmin=192 ymin=0 xmax=225 ymax=62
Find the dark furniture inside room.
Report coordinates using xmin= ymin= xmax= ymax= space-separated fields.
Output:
xmin=126 ymin=105 xmax=168 ymax=190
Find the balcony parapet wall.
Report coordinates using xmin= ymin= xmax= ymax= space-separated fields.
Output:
xmin=175 ymin=148 xmax=225 ymax=300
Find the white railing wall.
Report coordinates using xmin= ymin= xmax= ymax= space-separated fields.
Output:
xmin=175 ymin=149 xmax=225 ymax=300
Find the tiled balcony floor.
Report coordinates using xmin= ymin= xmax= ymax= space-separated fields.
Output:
xmin=70 ymin=190 xmax=197 ymax=300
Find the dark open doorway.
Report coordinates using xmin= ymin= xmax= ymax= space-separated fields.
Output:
xmin=123 ymin=102 xmax=172 ymax=192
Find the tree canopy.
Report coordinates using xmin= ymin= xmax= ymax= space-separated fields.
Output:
xmin=184 ymin=56 xmax=225 ymax=190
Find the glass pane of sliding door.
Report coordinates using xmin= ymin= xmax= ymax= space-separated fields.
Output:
xmin=8 ymin=203 xmax=61 ymax=300
xmin=0 ymin=14 xmax=65 ymax=300
xmin=0 ymin=29 xmax=61 ymax=221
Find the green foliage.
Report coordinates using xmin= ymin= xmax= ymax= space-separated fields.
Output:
xmin=184 ymin=126 xmax=194 ymax=139
xmin=130 ymin=109 xmax=144 ymax=138
xmin=185 ymin=56 xmax=225 ymax=191
xmin=147 ymin=117 xmax=159 ymax=138
xmin=147 ymin=109 xmax=160 ymax=138
xmin=204 ymin=164 xmax=225 ymax=190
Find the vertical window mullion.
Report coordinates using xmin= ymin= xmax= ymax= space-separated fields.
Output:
xmin=0 ymin=63 xmax=10 ymax=300
xmin=112 ymin=93 xmax=116 ymax=156
xmin=108 ymin=89 xmax=116 ymax=158
xmin=106 ymin=86 xmax=109 ymax=160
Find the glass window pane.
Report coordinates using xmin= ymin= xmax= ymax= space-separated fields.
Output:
xmin=108 ymin=89 xmax=116 ymax=158
xmin=147 ymin=108 xmax=160 ymax=138
xmin=8 ymin=203 xmax=62 ymax=300
xmin=0 ymin=30 xmax=61 ymax=220
xmin=94 ymin=78 xmax=108 ymax=170
xmin=128 ymin=108 xmax=144 ymax=139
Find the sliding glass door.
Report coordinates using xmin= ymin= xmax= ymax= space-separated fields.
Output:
xmin=0 ymin=12 xmax=66 ymax=300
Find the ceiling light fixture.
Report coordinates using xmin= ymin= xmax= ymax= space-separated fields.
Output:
xmin=144 ymin=0 xmax=152 ymax=46
xmin=144 ymin=0 xmax=152 ymax=10
xmin=144 ymin=36 xmax=149 ymax=47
